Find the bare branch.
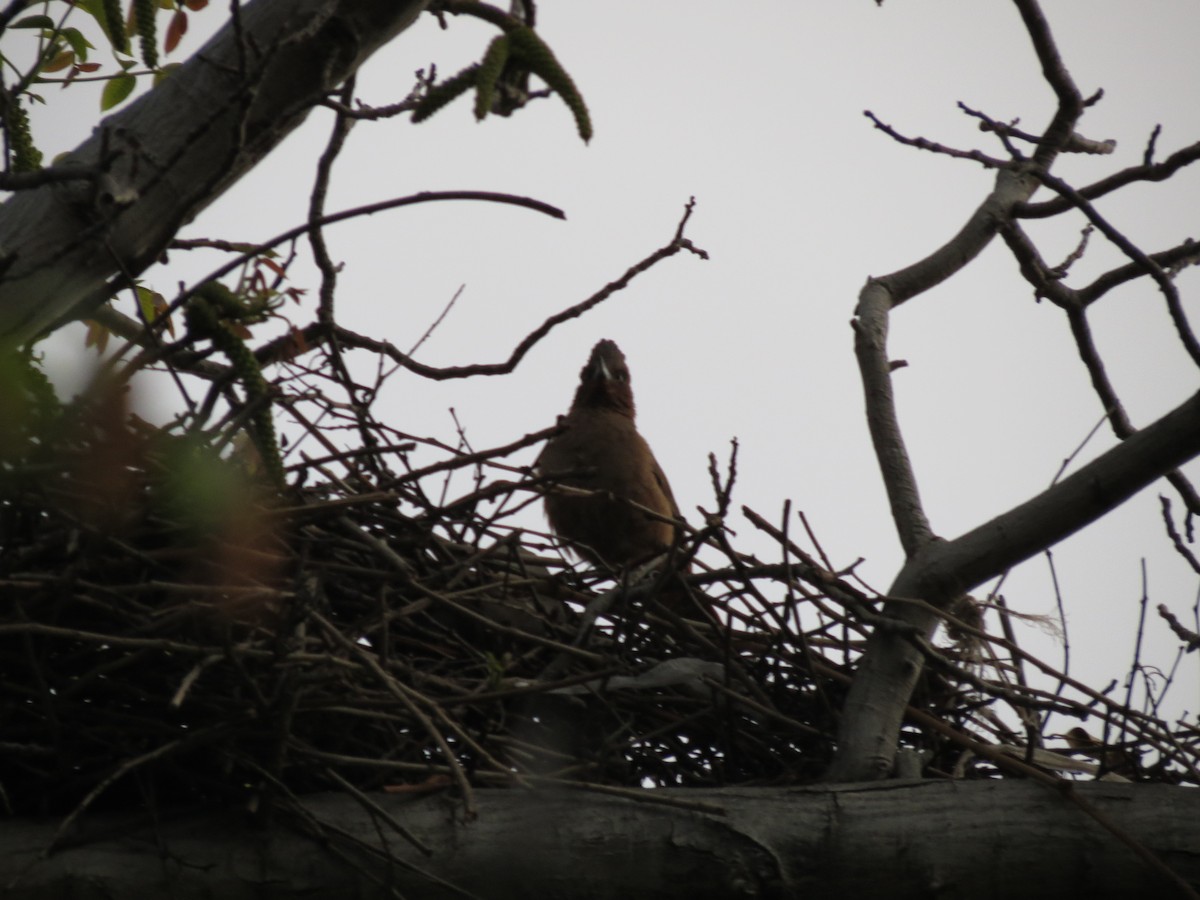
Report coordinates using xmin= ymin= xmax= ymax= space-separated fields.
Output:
xmin=1031 ymin=169 xmax=1200 ymax=368
xmin=997 ymin=219 xmax=1082 ymax=307
xmin=82 ymin=189 xmax=565 ymax=360
xmin=1159 ymin=495 xmax=1200 ymax=576
xmin=322 ymin=202 xmax=707 ymax=381
xmin=1012 ymin=0 xmax=1085 ymax=167
xmin=834 ymin=0 xmax=1198 ymax=783
xmin=1063 ymin=305 xmax=1136 ymax=434
xmin=960 ymin=100 xmax=1115 ymax=155
xmin=852 ymin=287 xmax=933 ymax=558
xmin=851 ymin=167 xmax=1039 ymax=557
xmin=1079 ymin=240 xmax=1200 ymax=306
xmin=830 ymin=387 xmax=1200 ymax=782
xmin=1157 ymin=603 xmax=1200 ymax=652
xmin=863 ymin=110 xmax=1009 ymax=168
xmin=1016 ymin=139 xmax=1200 ymax=219
xmin=1000 ymin=221 xmax=1200 ymax=517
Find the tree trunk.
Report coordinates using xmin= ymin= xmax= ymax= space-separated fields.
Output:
xmin=829 ymin=289 xmax=1200 ymax=782
xmin=0 ymin=0 xmax=427 ymax=344
xmin=4 ymin=782 xmax=1197 ymax=899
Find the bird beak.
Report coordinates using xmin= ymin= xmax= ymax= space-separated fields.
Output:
xmin=595 ymin=356 xmax=613 ymax=381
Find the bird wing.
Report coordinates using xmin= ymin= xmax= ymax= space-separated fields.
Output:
xmin=650 ymin=456 xmax=681 ymax=518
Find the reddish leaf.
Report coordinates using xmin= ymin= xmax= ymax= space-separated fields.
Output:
xmin=275 ymin=327 xmax=308 ymax=362
xmin=41 ymin=50 xmax=75 ymax=73
xmin=78 ymin=62 xmax=102 ymax=72
xmin=259 ymin=258 xmax=285 ymax=277
xmin=184 ymin=0 xmax=208 ymax=9
xmin=164 ymin=9 xmax=187 ymax=54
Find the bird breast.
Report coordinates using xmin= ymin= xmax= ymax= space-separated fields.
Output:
xmin=539 ymin=409 xmax=678 ymax=567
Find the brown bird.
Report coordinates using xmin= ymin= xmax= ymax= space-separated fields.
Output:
xmin=538 ymin=339 xmax=684 ymax=571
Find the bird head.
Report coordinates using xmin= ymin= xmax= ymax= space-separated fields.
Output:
xmin=571 ymin=339 xmax=635 ymax=417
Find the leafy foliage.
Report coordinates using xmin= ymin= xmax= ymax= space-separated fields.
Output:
xmin=412 ymin=20 xmax=592 ymax=142
xmin=2 ymin=95 xmax=42 ymax=171
xmin=99 ymin=0 xmax=129 ymax=54
xmin=133 ymin=0 xmax=158 ymax=69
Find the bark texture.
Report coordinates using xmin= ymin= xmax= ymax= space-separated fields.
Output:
xmin=4 ymin=782 xmax=1197 ymax=899
xmin=828 ymin=387 xmax=1200 ymax=782
xmin=0 ymin=0 xmax=428 ymax=343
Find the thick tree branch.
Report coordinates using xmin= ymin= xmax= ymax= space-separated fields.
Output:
xmin=829 ymin=388 xmax=1200 ymax=781
xmin=4 ymin=784 xmax=1197 ymax=899
xmin=852 ymin=167 xmax=1038 ymax=558
xmin=1012 ymin=0 xmax=1085 ymax=170
xmin=0 ymin=0 xmax=430 ymax=344
xmin=830 ymin=0 xmax=1185 ymax=782
xmin=914 ymin=388 xmax=1200 ymax=597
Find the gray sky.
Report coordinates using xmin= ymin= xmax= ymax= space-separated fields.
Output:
xmin=28 ymin=1 xmax=1200 ymax=732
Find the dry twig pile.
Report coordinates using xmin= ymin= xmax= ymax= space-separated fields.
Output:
xmin=1 ymin=338 xmax=1196 ymax=837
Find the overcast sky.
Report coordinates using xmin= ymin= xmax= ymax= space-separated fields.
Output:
xmin=27 ymin=1 xmax=1200 ymax=734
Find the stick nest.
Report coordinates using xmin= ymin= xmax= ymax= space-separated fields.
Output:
xmin=1 ymin=346 xmax=1196 ymax=827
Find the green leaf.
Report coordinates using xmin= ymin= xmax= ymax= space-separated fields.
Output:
xmin=100 ymin=72 xmax=136 ymax=111
xmin=411 ymin=64 xmax=479 ymax=124
xmin=61 ymin=28 xmax=95 ymax=62
xmin=136 ymin=286 xmax=157 ymax=323
xmin=134 ymin=0 xmax=159 ymax=69
xmin=12 ymin=15 xmax=55 ymax=29
xmin=3 ymin=96 xmax=42 ymax=172
xmin=152 ymin=62 xmax=181 ymax=86
xmin=77 ymin=0 xmax=130 ymax=55
xmin=474 ymin=35 xmax=510 ymax=121
xmin=508 ymin=27 xmax=592 ymax=143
